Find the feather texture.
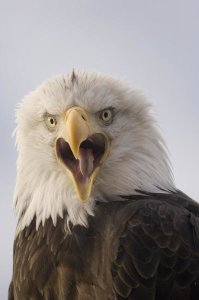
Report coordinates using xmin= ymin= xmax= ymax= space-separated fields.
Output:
xmin=9 ymin=191 xmax=199 ymax=299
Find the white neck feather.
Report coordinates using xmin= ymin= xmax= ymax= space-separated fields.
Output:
xmin=14 ymin=133 xmax=175 ymax=235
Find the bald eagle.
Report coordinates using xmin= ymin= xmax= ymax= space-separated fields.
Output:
xmin=9 ymin=70 xmax=199 ymax=300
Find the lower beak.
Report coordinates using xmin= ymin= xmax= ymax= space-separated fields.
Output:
xmin=56 ymin=107 xmax=110 ymax=202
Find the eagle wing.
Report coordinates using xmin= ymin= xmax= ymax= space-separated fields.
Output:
xmin=111 ymin=192 xmax=199 ymax=300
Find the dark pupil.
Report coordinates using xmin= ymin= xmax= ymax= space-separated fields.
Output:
xmin=50 ymin=118 xmax=54 ymax=124
xmin=103 ymin=111 xmax=109 ymax=119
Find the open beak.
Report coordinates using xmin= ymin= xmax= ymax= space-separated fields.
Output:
xmin=56 ymin=107 xmax=110 ymax=202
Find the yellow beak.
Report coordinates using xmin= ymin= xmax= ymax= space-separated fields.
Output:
xmin=56 ymin=107 xmax=110 ymax=202
xmin=64 ymin=107 xmax=91 ymax=159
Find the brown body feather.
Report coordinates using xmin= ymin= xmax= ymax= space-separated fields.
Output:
xmin=9 ymin=191 xmax=199 ymax=299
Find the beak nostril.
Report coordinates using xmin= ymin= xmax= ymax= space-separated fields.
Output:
xmin=81 ymin=115 xmax=86 ymax=121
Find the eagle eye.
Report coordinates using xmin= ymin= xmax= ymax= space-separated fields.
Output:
xmin=45 ymin=115 xmax=57 ymax=130
xmin=98 ymin=108 xmax=114 ymax=125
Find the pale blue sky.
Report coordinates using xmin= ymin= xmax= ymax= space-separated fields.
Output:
xmin=0 ymin=0 xmax=199 ymax=298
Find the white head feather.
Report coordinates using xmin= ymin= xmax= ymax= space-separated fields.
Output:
xmin=14 ymin=70 xmax=175 ymax=233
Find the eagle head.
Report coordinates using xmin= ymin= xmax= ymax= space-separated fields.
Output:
xmin=14 ymin=70 xmax=174 ymax=232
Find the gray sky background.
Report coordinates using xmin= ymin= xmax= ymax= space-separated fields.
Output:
xmin=0 ymin=0 xmax=199 ymax=298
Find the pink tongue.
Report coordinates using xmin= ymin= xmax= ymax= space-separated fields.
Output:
xmin=78 ymin=148 xmax=94 ymax=177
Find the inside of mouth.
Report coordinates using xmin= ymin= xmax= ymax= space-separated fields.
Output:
xmin=56 ymin=134 xmax=106 ymax=184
